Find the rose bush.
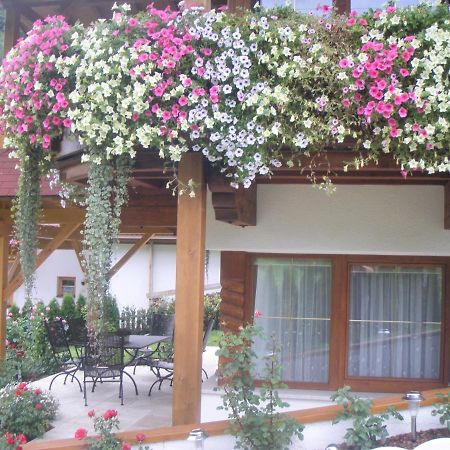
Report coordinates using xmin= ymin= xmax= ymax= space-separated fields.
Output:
xmin=0 ymin=383 xmax=58 ymax=440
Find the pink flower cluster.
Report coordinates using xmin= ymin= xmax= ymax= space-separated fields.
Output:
xmin=0 ymin=16 xmax=72 ymax=150
xmin=122 ymin=6 xmax=208 ymax=139
xmin=340 ymin=29 xmax=427 ymax=141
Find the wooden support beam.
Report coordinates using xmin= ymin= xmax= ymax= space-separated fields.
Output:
xmin=172 ymin=152 xmax=206 ymax=426
xmin=208 ymin=172 xmax=257 ymax=226
xmin=333 ymin=0 xmax=350 ymax=14
xmin=4 ymin=223 xmax=81 ymax=299
xmin=107 ymin=232 xmax=153 ymax=279
xmin=7 ymin=257 xmax=20 ymax=284
xmin=445 ymin=182 xmax=450 ymax=230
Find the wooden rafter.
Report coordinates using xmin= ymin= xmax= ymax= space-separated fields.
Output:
xmin=4 ymin=222 xmax=81 ymax=299
xmin=7 ymin=257 xmax=21 ymax=284
xmin=107 ymin=232 xmax=154 ymax=279
xmin=71 ymin=239 xmax=84 ymax=271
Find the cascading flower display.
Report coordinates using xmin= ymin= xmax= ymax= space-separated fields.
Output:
xmin=0 ymin=16 xmax=75 ymax=300
xmin=339 ymin=3 xmax=450 ymax=173
xmin=0 ymin=1 xmax=448 ymax=333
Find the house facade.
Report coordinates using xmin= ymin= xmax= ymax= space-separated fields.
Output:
xmin=208 ymin=184 xmax=450 ymax=393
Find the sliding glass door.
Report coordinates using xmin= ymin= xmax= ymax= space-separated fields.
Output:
xmin=253 ymin=258 xmax=332 ymax=384
xmin=348 ymin=265 xmax=442 ymax=380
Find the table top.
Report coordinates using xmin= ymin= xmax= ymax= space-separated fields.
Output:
xmin=124 ymin=334 xmax=170 ymax=349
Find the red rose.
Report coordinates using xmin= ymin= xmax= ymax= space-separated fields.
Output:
xmin=135 ymin=433 xmax=146 ymax=442
xmin=4 ymin=432 xmax=15 ymax=445
xmin=16 ymin=435 xmax=27 ymax=444
xmin=74 ymin=428 xmax=88 ymax=440
xmin=17 ymin=382 xmax=27 ymax=391
xmin=35 ymin=403 xmax=43 ymax=411
xmin=34 ymin=388 xmax=42 ymax=396
xmin=102 ymin=409 xmax=118 ymax=420
xmin=88 ymin=409 xmax=95 ymax=418
xmin=15 ymin=446 xmax=22 ymax=450
xmin=122 ymin=443 xmax=131 ymax=450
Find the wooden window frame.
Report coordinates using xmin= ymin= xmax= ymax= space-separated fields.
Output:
xmin=57 ymin=276 xmax=76 ymax=298
xmin=239 ymin=253 xmax=450 ymax=392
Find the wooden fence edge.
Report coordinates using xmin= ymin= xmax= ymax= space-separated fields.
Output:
xmin=24 ymin=387 xmax=450 ymax=449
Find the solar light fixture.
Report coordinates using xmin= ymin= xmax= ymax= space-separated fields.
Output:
xmin=402 ymin=391 xmax=424 ymax=442
xmin=187 ymin=428 xmax=208 ymax=450
xmin=325 ymin=445 xmax=339 ymax=450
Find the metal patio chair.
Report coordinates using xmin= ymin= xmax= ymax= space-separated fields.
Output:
xmin=82 ymin=334 xmax=138 ymax=406
xmin=44 ymin=319 xmax=82 ymax=392
xmin=148 ymin=317 xmax=215 ymax=395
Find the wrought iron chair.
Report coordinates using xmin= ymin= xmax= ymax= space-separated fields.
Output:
xmin=82 ymin=334 xmax=138 ymax=406
xmin=132 ymin=313 xmax=175 ymax=374
xmin=148 ymin=317 xmax=215 ymax=395
xmin=66 ymin=317 xmax=87 ymax=359
xmin=44 ymin=319 xmax=82 ymax=392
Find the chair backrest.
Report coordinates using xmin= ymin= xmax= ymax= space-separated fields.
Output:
xmin=84 ymin=334 xmax=125 ymax=370
xmin=66 ymin=317 xmax=87 ymax=344
xmin=202 ymin=317 xmax=215 ymax=352
xmin=150 ymin=313 xmax=175 ymax=338
xmin=44 ymin=320 xmax=70 ymax=356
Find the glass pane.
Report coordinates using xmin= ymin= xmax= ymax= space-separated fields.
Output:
xmin=253 ymin=258 xmax=331 ymax=383
xmin=351 ymin=0 xmax=421 ymax=13
xmin=348 ymin=265 xmax=442 ymax=379
xmin=260 ymin=0 xmax=332 ymax=14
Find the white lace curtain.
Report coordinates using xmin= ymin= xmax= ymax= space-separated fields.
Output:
xmin=348 ymin=265 xmax=442 ymax=379
xmin=253 ymin=258 xmax=332 ymax=383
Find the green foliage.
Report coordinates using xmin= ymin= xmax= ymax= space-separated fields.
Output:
xmin=204 ymin=292 xmax=221 ymax=329
xmin=0 ymin=382 xmax=58 ymax=440
xmin=47 ymin=298 xmax=61 ymax=321
xmin=216 ymin=325 xmax=304 ymax=450
xmin=76 ymin=294 xmax=87 ymax=318
xmin=432 ymin=392 xmax=450 ymax=430
xmin=331 ymin=386 xmax=403 ymax=450
xmin=147 ymin=296 xmax=174 ymax=315
xmin=13 ymin=150 xmax=44 ymax=301
xmin=6 ymin=305 xmax=20 ymax=320
xmin=83 ymin=155 xmax=132 ymax=340
xmin=102 ymin=295 xmax=120 ymax=332
xmin=60 ymin=294 xmax=77 ymax=321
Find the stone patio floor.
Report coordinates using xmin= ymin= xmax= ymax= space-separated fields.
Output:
xmin=30 ymin=346 xmax=405 ymax=444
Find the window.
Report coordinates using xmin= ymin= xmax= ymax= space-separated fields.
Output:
xmin=245 ymin=253 xmax=448 ymax=391
xmin=348 ymin=264 xmax=442 ymax=379
xmin=57 ymin=277 xmax=76 ymax=297
xmin=253 ymin=257 xmax=332 ymax=383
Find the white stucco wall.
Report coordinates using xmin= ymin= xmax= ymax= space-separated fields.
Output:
xmin=14 ymin=249 xmax=85 ymax=307
xmin=206 ymin=184 xmax=450 ymax=255
xmin=152 ymin=243 xmax=221 ymax=294
xmin=13 ymin=243 xmax=221 ymax=309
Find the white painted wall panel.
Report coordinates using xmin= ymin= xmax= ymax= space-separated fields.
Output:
xmin=206 ymin=185 xmax=450 ymax=256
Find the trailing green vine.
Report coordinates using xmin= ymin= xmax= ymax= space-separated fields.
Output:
xmin=82 ymin=153 xmax=132 ymax=339
xmin=13 ymin=151 xmax=43 ymax=300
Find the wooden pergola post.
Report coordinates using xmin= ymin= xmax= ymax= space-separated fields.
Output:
xmin=172 ymin=152 xmax=206 ymax=425
xmin=0 ymin=221 xmax=11 ymax=363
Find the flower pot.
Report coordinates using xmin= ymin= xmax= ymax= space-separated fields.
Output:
xmin=59 ymin=129 xmax=83 ymax=157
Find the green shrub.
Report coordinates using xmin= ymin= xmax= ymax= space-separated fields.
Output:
xmin=204 ymin=292 xmax=221 ymax=328
xmin=432 ymin=392 xmax=450 ymax=430
xmin=76 ymin=294 xmax=87 ymax=318
xmin=0 ymin=382 xmax=58 ymax=440
xmin=216 ymin=325 xmax=304 ymax=450
xmin=102 ymin=295 xmax=120 ymax=332
xmin=331 ymin=386 xmax=403 ymax=450
xmin=6 ymin=305 xmax=20 ymax=320
xmin=148 ymin=296 xmax=174 ymax=315
xmin=60 ymin=294 xmax=77 ymax=321
xmin=46 ymin=298 xmax=61 ymax=321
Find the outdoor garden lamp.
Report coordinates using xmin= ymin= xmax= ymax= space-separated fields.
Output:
xmin=402 ymin=391 xmax=424 ymax=442
xmin=187 ymin=428 xmax=208 ymax=450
